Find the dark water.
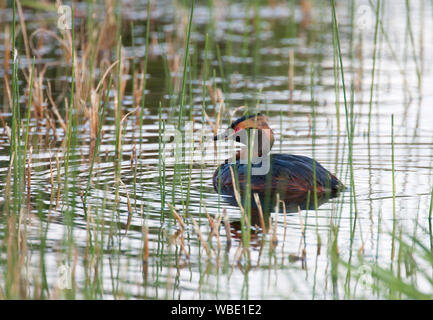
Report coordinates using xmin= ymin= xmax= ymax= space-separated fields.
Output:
xmin=1 ymin=0 xmax=433 ymax=299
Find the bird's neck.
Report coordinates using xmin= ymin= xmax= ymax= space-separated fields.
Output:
xmin=237 ymin=128 xmax=274 ymax=161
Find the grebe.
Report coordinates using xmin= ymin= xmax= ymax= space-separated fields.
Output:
xmin=213 ymin=113 xmax=344 ymax=213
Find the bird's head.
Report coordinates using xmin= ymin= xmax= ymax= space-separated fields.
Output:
xmin=214 ymin=113 xmax=274 ymax=157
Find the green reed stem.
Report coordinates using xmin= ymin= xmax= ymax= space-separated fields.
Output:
xmin=172 ymin=0 xmax=194 ymax=209
xmin=83 ymin=76 xmax=113 ymax=217
xmin=131 ymin=21 xmax=136 ymax=103
xmin=252 ymin=0 xmax=261 ymax=78
xmin=115 ymin=36 xmax=122 ymax=171
xmin=22 ymin=58 xmax=35 ymax=208
xmin=10 ymin=0 xmax=22 ymax=216
xmin=139 ymin=0 xmax=151 ymax=149
xmin=10 ymin=0 xmax=17 ymax=163
xmin=429 ymin=184 xmax=433 ymax=220
xmin=216 ymin=44 xmax=228 ymax=96
xmin=331 ymin=0 xmax=349 ymax=136
xmin=240 ymin=0 xmax=250 ymax=87
xmin=158 ymin=101 xmax=166 ymax=217
xmin=243 ymin=116 xmax=253 ymax=248
xmin=198 ymin=33 xmax=209 ymax=254
xmin=310 ymin=66 xmax=318 ymax=210
xmin=185 ymin=57 xmax=195 ymax=215
xmin=391 ymin=114 xmax=397 ymax=262
xmin=367 ymin=0 xmax=381 ymax=137
xmin=332 ymin=0 xmax=357 ymax=216
xmin=177 ymin=0 xmax=194 ymax=127
xmin=332 ymin=27 xmax=340 ymax=135
xmin=64 ymin=4 xmax=75 ymax=207
xmin=23 ymin=58 xmax=35 ymax=168
xmin=404 ymin=0 xmax=421 ymax=90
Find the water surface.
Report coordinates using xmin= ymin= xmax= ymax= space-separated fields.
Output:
xmin=1 ymin=0 xmax=433 ymax=299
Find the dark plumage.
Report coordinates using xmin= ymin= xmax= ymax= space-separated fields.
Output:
xmin=213 ymin=154 xmax=342 ymax=211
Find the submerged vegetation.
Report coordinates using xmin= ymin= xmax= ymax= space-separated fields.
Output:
xmin=1 ymin=0 xmax=433 ymax=299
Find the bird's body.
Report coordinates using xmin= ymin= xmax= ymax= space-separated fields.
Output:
xmin=213 ymin=114 xmax=344 ymax=212
xmin=213 ymin=154 xmax=342 ymax=211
